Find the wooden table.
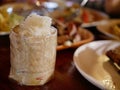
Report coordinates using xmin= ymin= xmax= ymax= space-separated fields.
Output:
xmin=0 ymin=28 xmax=106 ymax=90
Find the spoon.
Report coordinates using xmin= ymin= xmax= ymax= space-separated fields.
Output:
xmin=80 ymin=0 xmax=88 ymax=7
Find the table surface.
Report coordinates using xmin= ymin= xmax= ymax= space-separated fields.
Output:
xmin=0 ymin=28 xmax=112 ymax=90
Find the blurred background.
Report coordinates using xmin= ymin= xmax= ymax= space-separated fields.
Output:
xmin=0 ymin=0 xmax=120 ymax=18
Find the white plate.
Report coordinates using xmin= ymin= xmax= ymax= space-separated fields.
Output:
xmin=0 ymin=31 xmax=10 ymax=36
xmin=97 ymin=19 xmax=120 ymax=40
xmin=73 ymin=40 xmax=120 ymax=90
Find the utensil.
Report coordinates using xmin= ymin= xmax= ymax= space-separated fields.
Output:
xmin=80 ymin=0 xmax=88 ymax=7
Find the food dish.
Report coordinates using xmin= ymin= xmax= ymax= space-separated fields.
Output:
xmin=74 ymin=40 xmax=120 ymax=90
xmin=0 ymin=3 xmax=94 ymax=50
xmin=0 ymin=3 xmax=33 ymax=35
xmin=49 ymin=4 xmax=109 ymax=28
xmin=57 ymin=28 xmax=94 ymax=50
xmin=97 ymin=19 xmax=120 ymax=40
xmin=106 ymin=46 xmax=120 ymax=67
xmin=80 ymin=8 xmax=109 ymax=28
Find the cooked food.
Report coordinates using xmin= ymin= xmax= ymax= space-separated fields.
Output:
xmin=0 ymin=3 xmax=34 ymax=33
xmin=0 ymin=6 xmax=24 ymax=32
xmin=109 ymin=23 xmax=120 ymax=38
xmin=9 ymin=13 xmax=57 ymax=86
xmin=50 ymin=4 xmax=107 ymax=46
xmin=106 ymin=46 xmax=120 ymax=67
xmin=51 ymin=4 xmax=95 ymax=24
xmin=55 ymin=22 xmax=81 ymax=46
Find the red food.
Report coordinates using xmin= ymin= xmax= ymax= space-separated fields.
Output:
xmin=82 ymin=10 xmax=89 ymax=23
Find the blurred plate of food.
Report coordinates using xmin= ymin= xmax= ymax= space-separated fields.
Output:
xmin=0 ymin=3 xmax=34 ymax=35
xmin=49 ymin=3 xmax=109 ymax=28
xmin=97 ymin=19 xmax=120 ymax=40
xmin=74 ymin=40 xmax=120 ymax=90
xmin=56 ymin=27 xmax=94 ymax=50
xmin=0 ymin=2 xmax=94 ymax=50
